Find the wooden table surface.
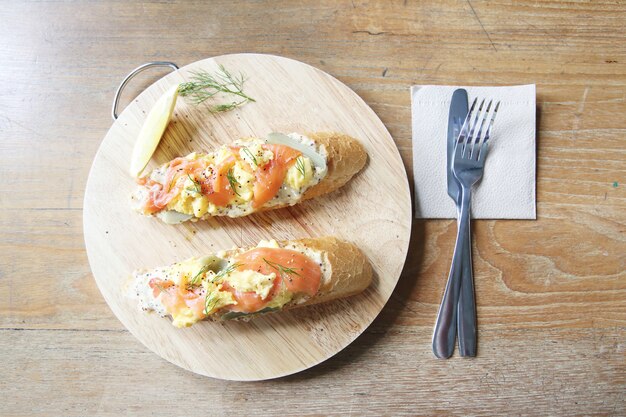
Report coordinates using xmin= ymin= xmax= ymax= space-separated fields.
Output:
xmin=1 ymin=1 xmax=624 ymax=415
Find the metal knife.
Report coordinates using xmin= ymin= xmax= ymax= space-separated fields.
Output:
xmin=447 ymin=89 xmax=477 ymax=357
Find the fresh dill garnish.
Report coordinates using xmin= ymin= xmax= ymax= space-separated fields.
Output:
xmin=202 ymin=262 xmax=244 ymax=314
xmin=203 ymin=292 xmax=220 ymax=315
xmin=241 ymin=147 xmax=258 ymax=167
xmin=295 ymin=156 xmax=306 ymax=177
xmin=213 ymin=262 xmax=243 ymax=282
xmin=226 ymin=168 xmax=241 ymax=196
xmin=178 ymin=65 xmax=255 ymax=113
xmin=167 ymin=175 xmax=178 ymax=192
xmin=186 ymin=174 xmax=201 ymax=194
xmin=188 ymin=264 xmax=211 ymax=286
xmin=212 ymin=103 xmax=241 ymax=112
xmin=263 ymin=258 xmax=302 ymax=277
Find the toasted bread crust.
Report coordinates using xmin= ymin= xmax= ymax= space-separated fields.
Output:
xmin=302 ymin=132 xmax=368 ymax=200
xmin=290 ymin=237 xmax=373 ymax=307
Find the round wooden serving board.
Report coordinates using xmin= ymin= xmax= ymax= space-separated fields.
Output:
xmin=84 ymin=54 xmax=412 ymax=381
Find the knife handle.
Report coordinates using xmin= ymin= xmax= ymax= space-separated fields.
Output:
xmin=457 ymin=221 xmax=477 ymax=357
xmin=432 ymin=188 xmax=472 ymax=359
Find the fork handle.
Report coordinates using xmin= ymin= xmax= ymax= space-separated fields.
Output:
xmin=433 ymin=187 xmax=472 ymax=359
xmin=457 ymin=219 xmax=477 ymax=356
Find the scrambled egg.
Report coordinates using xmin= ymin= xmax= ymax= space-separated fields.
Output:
xmin=230 ymin=161 xmax=254 ymax=202
xmin=166 ymin=257 xmax=209 ymax=286
xmin=214 ymin=147 xmax=233 ymax=165
xmin=166 ymin=148 xmax=258 ymax=216
xmin=239 ymin=143 xmax=274 ymax=169
xmin=152 ymin=256 xmax=237 ymax=327
xmin=160 ymin=138 xmax=321 ymax=219
xmin=169 ymin=174 xmax=210 ymax=217
xmin=170 ymin=309 xmax=197 ymax=328
xmin=285 ymin=156 xmax=314 ymax=191
xmin=201 ymin=282 xmax=237 ymax=315
xmin=226 ymin=269 xmax=276 ymax=299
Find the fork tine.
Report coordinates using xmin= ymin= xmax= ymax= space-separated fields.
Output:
xmin=477 ymin=101 xmax=501 ymax=162
xmin=465 ymin=99 xmax=485 ymax=157
xmin=457 ymin=98 xmax=478 ymax=155
xmin=470 ymin=100 xmax=493 ymax=160
xmin=458 ymin=98 xmax=477 ymax=141
xmin=482 ymin=101 xmax=501 ymax=147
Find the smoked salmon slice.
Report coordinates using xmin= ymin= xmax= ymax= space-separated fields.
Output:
xmin=252 ymin=144 xmax=301 ymax=208
xmin=149 ymin=278 xmax=206 ymax=317
xmin=140 ymin=153 xmax=240 ymax=212
xmin=198 ymin=154 xmax=236 ymax=207
xmin=235 ymin=247 xmax=322 ymax=296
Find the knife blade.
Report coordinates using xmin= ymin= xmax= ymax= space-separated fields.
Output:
xmin=447 ymin=89 xmax=467 ymax=204
xmin=447 ymin=89 xmax=477 ymax=357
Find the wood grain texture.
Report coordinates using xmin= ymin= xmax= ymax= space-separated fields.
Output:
xmin=83 ymin=54 xmax=411 ymax=380
xmin=0 ymin=0 xmax=625 ymax=414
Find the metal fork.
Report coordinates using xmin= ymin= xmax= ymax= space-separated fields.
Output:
xmin=433 ymin=98 xmax=500 ymax=359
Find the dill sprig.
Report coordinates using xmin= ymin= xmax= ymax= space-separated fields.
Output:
xmin=214 ymin=262 xmax=243 ymax=282
xmin=203 ymin=292 xmax=220 ymax=315
xmin=295 ymin=156 xmax=306 ymax=177
xmin=241 ymin=147 xmax=258 ymax=167
xmin=212 ymin=103 xmax=244 ymax=112
xmin=188 ymin=264 xmax=211 ymax=286
xmin=202 ymin=262 xmax=243 ymax=314
xmin=263 ymin=258 xmax=302 ymax=278
xmin=167 ymin=175 xmax=178 ymax=192
xmin=226 ymin=168 xmax=241 ymax=196
xmin=178 ymin=65 xmax=255 ymax=113
xmin=186 ymin=174 xmax=201 ymax=194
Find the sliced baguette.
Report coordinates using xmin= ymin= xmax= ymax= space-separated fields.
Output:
xmin=134 ymin=132 xmax=368 ymax=221
xmin=131 ymin=237 xmax=373 ymax=324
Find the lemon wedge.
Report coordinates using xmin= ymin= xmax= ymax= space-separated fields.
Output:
xmin=129 ymin=84 xmax=179 ymax=177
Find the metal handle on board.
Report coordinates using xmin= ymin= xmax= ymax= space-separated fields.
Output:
xmin=111 ymin=61 xmax=179 ymax=120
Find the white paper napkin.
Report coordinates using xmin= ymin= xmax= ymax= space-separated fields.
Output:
xmin=411 ymin=84 xmax=536 ymax=219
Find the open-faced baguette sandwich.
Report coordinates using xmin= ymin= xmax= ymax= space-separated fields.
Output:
xmin=129 ymin=237 xmax=372 ymax=327
xmin=131 ymin=132 xmax=367 ymax=224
